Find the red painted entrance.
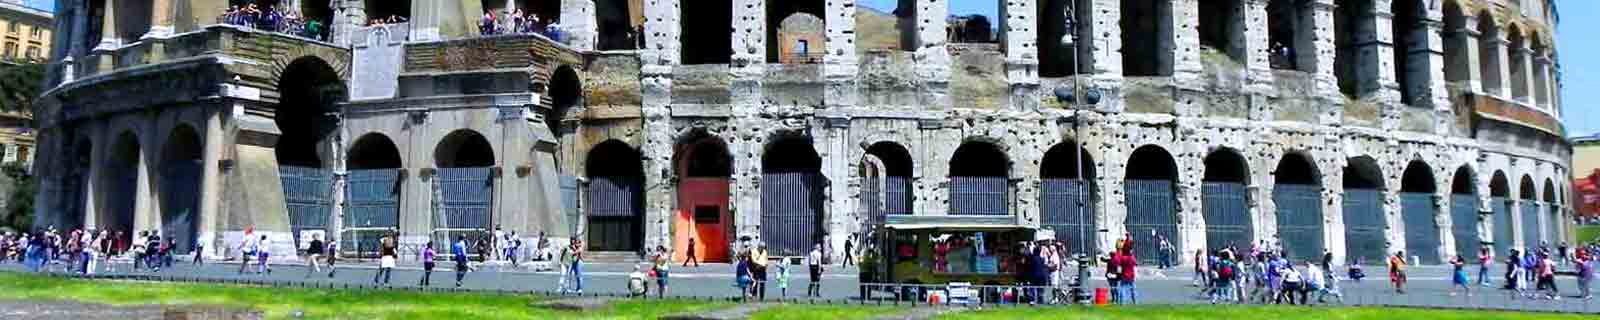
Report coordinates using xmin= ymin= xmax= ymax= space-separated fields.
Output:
xmin=675 ymin=178 xmax=731 ymax=263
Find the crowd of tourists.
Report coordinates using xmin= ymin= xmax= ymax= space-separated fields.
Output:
xmin=218 ymin=3 xmax=326 ymax=40
xmin=478 ymin=9 xmax=567 ymax=42
xmin=2 ymin=226 xmax=187 ymax=275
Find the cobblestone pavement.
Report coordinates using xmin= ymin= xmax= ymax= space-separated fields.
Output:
xmin=2 ymin=258 xmax=1596 ymax=313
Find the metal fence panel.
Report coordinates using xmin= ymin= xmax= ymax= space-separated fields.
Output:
xmin=1274 ymin=184 xmax=1324 ymax=260
xmin=1202 ymin=182 xmax=1250 ymax=251
xmin=346 ymin=169 xmax=401 ymax=229
xmin=160 ymin=160 xmax=202 ymax=253
xmin=1450 ymin=194 xmax=1480 ymax=258
xmin=885 ymin=176 xmax=912 ymax=216
xmin=281 ymin=166 xmax=333 ymax=248
xmin=587 ymin=175 xmax=644 ymax=252
xmin=434 ymin=167 xmax=494 ymax=254
xmin=864 ymin=174 xmax=883 ymax=226
xmin=1125 ymin=179 xmax=1178 ymax=264
xmin=1401 ymin=192 xmax=1441 ymax=265
xmin=950 ymin=176 xmax=1009 ymax=215
xmin=560 ymin=175 xmax=579 ymax=235
xmin=1041 ymin=179 xmax=1095 ymax=256
xmin=106 ymin=169 xmax=139 ymax=237
xmin=1546 ymin=204 xmax=1559 ymax=244
xmin=1343 ymin=189 xmax=1386 ymax=264
xmin=1519 ymin=201 xmax=1542 ymax=248
xmin=1491 ymin=197 xmax=1513 ymax=255
xmin=761 ymin=172 xmax=823 ymax=256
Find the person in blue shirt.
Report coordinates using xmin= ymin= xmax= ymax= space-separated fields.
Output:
xmin=453 ymin=235 xmax=469 ymax=287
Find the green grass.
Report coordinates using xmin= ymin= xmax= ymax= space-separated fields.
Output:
xmin=939 ymin=305 xmax=1592 ymax=320
xmin=748 ymin=304 xmax=907 ymax=320
xmin=0 ymin=272 xmax=727 ymax=320
xmin=1578 ymin=225 xmax=1600 ymax=243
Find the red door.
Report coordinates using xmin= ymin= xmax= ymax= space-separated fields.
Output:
xmin=675 ymin=178 xmax=731 ymax=262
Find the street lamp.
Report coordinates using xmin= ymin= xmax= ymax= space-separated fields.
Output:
xmin=1051 ymin=0 xmax=1100 ymax=303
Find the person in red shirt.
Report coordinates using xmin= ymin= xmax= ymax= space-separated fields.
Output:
xmin=1117 ymin=247 xmax=1139 ymax=304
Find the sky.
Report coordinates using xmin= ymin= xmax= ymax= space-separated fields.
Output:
xmin=858 ymin=0 xmax=1000 ymax=22
xmin=1557 ymin=1 xmax=1596 ymax=137
xmin=22 ymin=0 xmax=52 ymax=12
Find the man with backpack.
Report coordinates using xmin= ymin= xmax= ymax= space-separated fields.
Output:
xmin=1211 ymin=253 xmax=1236 ymax=304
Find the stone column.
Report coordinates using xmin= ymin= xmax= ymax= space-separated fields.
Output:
xmin=1001 ymin=0 xmax=1037 ymax=111
xmin=1170 ymin=0 xmax=1201 ymax=90
xmin=1511 ymin=43 xmax=1534 ymax=104
xmin=1382 ymin=182 xmax=1403 ymax=260
xmin=1447 ymin=14 xmax=1482 ymax=94
xmin=83 ymin=127 xmax=103 ymax=230
xmin=198 ymin=107 xmax=225 ymax=259
xmin=146 ymin=0 xmax=176 ymax=39
xmin=639 ymin=0 xmax=678 ymax=251
xmin=1409 ymin=13 xmax=1452 ymax=135
xmin=1433 ymin=192 xmax=1452 ymax=265
xmin=1356 ymin=2 xmax=1397 ymax=102
xmin=1323 ymin=156 xmax=1348 ymax=265
xmin=1479 ymin=31 xmax=1509 ymax=98
xmin=332 ymin=0 xmax=367 ymax=46
xmin=1508 ymin=198 xmax=1524 ymax=248
xmin=562 ymin=0 xmax=597 ymax=51
xmin=1533 ymin=54 xmax=1552 ymax=110
xmin=824 ymin=0 xmax=859 ymax=109
xmin=133 ymin=132 xmax=158 ymax=242
xmin=95 ymin=0 xmax=119 ymax=50
xmin=731 ymin=0 xmax=764 ymax=117
xmin=914 ymin=0 xmax=949 ymax=109
xmin=1242 ymin=0 xmax=1273 ymax=93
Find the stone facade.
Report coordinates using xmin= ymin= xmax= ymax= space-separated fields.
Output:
xmin=30 ymin=0 xmax=1572 ymax=267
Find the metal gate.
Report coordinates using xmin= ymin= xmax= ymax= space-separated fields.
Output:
xmin=863 ymin=174 xmax=882 ymax=226
xmin=1519 ymin=201 xmax=1539 ymax=248
xmin=1491 ymin=197 xmax=1513 ymax=255
xmin=1400 ymin=192 xmax=1440 ymax=265
xmin=1343 ymin=189 xmax=1386 ymax=264
xmin=106 ymin=169 xmax=139 ymax=237
xmin=761 ymin=172 xmax=824 ymax=256
xmin=281 ymin=166 xmax=334 ymax=248
xmin=560 ymin=175 xmax=580 ymax=236
xmin=160 ymin=160 xmax=202 ymax=254
xmin=1274 ymin=184 xmax=1324 ymax=260
xmin=950 ymin=176 xmax=1009 ymax=215
xmin=1449 ymin=194 xmax=1480 ymax=257
xmin=1125 ymin=179 xmax=1178 ymax=264
xmin=345 ymin=169 xmax=401 ymax=257
xmin=885 ymin=176 xmax=912 ymax=216
xmin=1042 ymin=178 xmax=1095 ymax=256
xmin=1202 ymin=182 xmax=1250 ymax=251
xmin=60 ymin=173 xmax=87 ymax=231
xmin=434 ymin=167 xmax=494 ymax=256
xmin=587 ymin=175 xmax=643 ymax=252
xmin=1547 ymin=205 xmax=1561 ymax=244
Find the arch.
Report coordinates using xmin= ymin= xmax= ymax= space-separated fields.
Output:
xmin=1121 ymin=0 xmax=1172 ymax=76
xmin=681 ymin=0 xmax=732 ymax=64
xmin=1476 ymin=10 xmax=1502 ymax=95
xmin=275 ymin=56 xmax=347 ymax=169
xmin=1343 ymin=155 xmax=1387 ymax=264
xmin=1124 ymin=144 xmax=1179 ymax=263
xmin=1344 ymin=156 xmax=1384 ymax=189
xmin=1201 ymin=148 xmax=1249 ymax=251
xmin=1198 ymin=0 xmax=1243 ymax=63
xmin=596 ymin=0 xmax=642 ymax=50
xmin=1449 ymin=165 xmax=1480 ymax=257
xmin=949 ymin=140 xmax=1010 ymax=216
xmin=546 ymin=65 xmax=582 ymax=135
xmin=1275 ymin=152 xmax=1320 ymax=185
xmin=1274 ymin=151 xmax=1324 ymax=259
xmin=676 ymin=130 xmax=732 ymax=178
xmin=365 ymin=0 xmax=412 ymax=23
xmin=159 ymin=125 xmax=203 ymax=254
xmin=1399 ymin=159 xmax=1440 ymax=264
xmin=1519 ymin=175 xmax=1537 ymax=201
xmin=1040 ymin=141 xmax=1098 ymax=255
xmin=434 ymin=129 xmax=496 ymax=168
xmin=64 ymin=138 xmax=94 ymax=231
xmin=1507 ymin=24 xmax=1530 ymax=102
xmin=867 ymin=141 xmax=914 ymax=216
xmin=1391 ymin=0 xmax=1423 ymax=105
xmin=1334 ymin=0 xmax=1375 ymax=97
xmin=1400 ymin=159 xmax=1436 ymax=193
xmin=1267 ymin=0 xmax=1312 ymax=71
xmin=348 ymin=133 xmax=403 ymax=170
xmin=1489 ymin=170 xmax=1513 ymax=254
xmin=585 ymin=139 xmax=644 ymax=252
xmin=1541 ymin=177 xmax=1559 ymax=245
xmin=1517 ymin=174 xmax=1538 ymax=248
xmin=767 ymin=0 xmax=826 ymax=63
xmin=100 ymin=131 xmax=142 ymax=247
xmin=674 ymin=129 xmax=734 ymax=262
xmin=1038 ymin=0 xmax=1094 ymax=77
xmin=776 ymin=12 xmax=826 ymax=63
xmin=1490 ymin=170 xmax=1510 ymax=197
xmin=1441 ymin=0 xmax=1469 ymax=85
xmin=760 ymin=135 xmax=825 ymax=256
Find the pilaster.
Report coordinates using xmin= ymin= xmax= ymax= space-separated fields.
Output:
xmin=824 ymin=0 xmax=859 ymax=109
xmin=914 ymin=0 xmax=950 ymax=109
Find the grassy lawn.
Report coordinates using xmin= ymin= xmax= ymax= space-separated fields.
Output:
xmin=1579 ymin=225 xmax=1599 ymax=243
xmin=939 ymin=305 xmax=1593 ymax=320
xmin=748 ymin=304 xmax=907 ymax=320
xmin=0 ymin=272 xmax=727 ymax=320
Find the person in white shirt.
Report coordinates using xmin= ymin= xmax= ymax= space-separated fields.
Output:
xmin=1280 ymin=264 xmax=1303 ymax=305
xmin=806 ymin=243 xmax=824 ymax=297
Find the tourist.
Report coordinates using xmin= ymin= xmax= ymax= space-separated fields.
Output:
xmin=842 ymin=235 xmax=855 ymax=267
xmin=1157 ymin=235 xmax=1173 ymax=269
xmin=807 ymin=243 xmax=824 ymax=298
xmin=420 ymin=241 xmax=436 ymax=286
xmin=558 ymin=239 xmax=573 ymax=294
xmin=1210 ymin=252 xmax=1236 ymax=304
xmin=1575 ymin=252 xmax=1593 ymax=300
xmin=776 ymin=260 xmax=791 ymax=298
xmin=1311 ymin=259 xmax=1343 ymax=303
xmin=683 ymin=237 xmax=699 ymax=267
xmin=376 ymin=233 xmax=396 ymax=285
xmin=1449 ymin=255 xmax=1471 ymax=297
xmin=1278 ymin=261 xmax=1303 ymax=305
xmin=570 ymin=238 xmax=585 ymax=293
xmin=1106 ymin=247 xmax=1123 ymax=303
xmin=1118 ymin=245 xmax=1139 ymax=304
xmin=454 ymin=235 xmax=470 ymax=287
xmin=1478 ymin=246 xmax=1494 ymax=287
xmin=84 ymin=230 xmax=101 ymax=275
xmin=1193 ymin=249 xmax=1210 ymax=288
xmin=1387 ymin=251 xmax=1407 ymax=294
xmin=1559 ymin=241 xmax=1570 ymax=265
xmin=734 ymin=252 xmax=753 ymax=301
xmin=653 ymin=245 xmax=670 ymax=298
xmin=1538 ymin=252 xmax=1559 ymax=300
xmin=304 ymin=234 xmax=324 ymax=277
xmin=1507 ymin=249 xmax=1529 ymax=299
xmin=325 ymin=239 xmax=339 ymax=277
xmin=256 ymin=235 xmax=272 ymax=274
xmin=132 ymin=231 xmax=147 ymax=271
xmin=753 ymin=245 xmax=770 ymax=300
xmin=237 ymin=229 xmax=255 ymax=274
xmin=193 ymin=237 xmax=205 ymax=265
xmin=628 ymin=265 xmax=648 ymax=297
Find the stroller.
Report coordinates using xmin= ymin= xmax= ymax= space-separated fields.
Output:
xmin=1347 ymin=263 xmax=1366 ymax=282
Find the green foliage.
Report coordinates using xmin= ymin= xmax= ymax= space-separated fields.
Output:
xmin=1578 ymin=225 xmax=1600 ymax=244
xmin=0 ymin=63 xmax=45 ymax=114
xmin=1 ymin=162 xmax=31 ymax=232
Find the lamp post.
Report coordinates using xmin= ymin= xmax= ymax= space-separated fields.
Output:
xmin=1051 ymin=0 xmax=1099 ymax=304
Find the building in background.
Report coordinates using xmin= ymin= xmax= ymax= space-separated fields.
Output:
xmin=1571 ymin=135 xmax=1600 ymax=220
xmin=0 ymin=0 xmax=46 ymax=169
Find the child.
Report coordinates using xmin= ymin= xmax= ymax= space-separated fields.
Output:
xmin=777 ymin=263 xmax=791 ymax=298
xmin=1449 ymin=255 xmax=1471 ymax=297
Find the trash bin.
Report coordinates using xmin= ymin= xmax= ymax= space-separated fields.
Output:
xmin=1093 ymin=287 xmax=1110 ymax=305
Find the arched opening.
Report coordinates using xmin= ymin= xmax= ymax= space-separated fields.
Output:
xmin=1267 ymin=0 xmax=1311 ymax=71
xmin=63 ymin=140 xmax=92 ymax=231
xmin=1038 ymin=0 xmax=1093 ymax=77
xmin=1518 ymin=175 xmax=1537 ymax=248
xmin=1041 ymin=141 xmax=1097 ymax=256
xmin=1532 ymin=41 xmax=1551 ymax=108
xmin=365 ymin=0 xmax=412 ymax=24
xmin=768 ymin=1 xmax=826 ymax=63
xmin=275 ymin=57 xmax=346 ymax=169
xmin=1508 ymin=25 xmax=1530 ymax=102
xmin=1124 ymin=145 xmax=1178 ymax=263
xmin=1342 ymin=156 xmax=1386 ymax=264
xmin=100 ymin=132 xmax=141 ymax=249
xmin=1197 ymin=0 xmax=1243 ymax=63
xmin=1120 ymin=0 xmax=1171 ymax=76
xmin=681 ymin=0 xmax=732 ymax=64
xmin=1441 ymin=1 xmax=1469 ymax=86
xmin=674 ymin=130 xmax=733 ymax=262
xmin=1542 ymin=179 xmax=1558 ymax=245
xmin=1334 ymin=0 xmax=1374 ymax=97
xmin=159 ymin=125 xmax=203 ymax=254
xmin=1448 ymin=165 xmax=1479 ymax=257
xmin=948 ymin=2 xmax=997 ymax=44
xmin=1400 ymin=160 xmax=1439 ymax=264
xmin=546 ymin=66 xmax=582 ymax=138
xmin=949 ymin=141 xmax=1010 ymax=216
xmin=1391 ymin=0 xmax=1422 ymax=105
xmin=586 ymin=140 xmax=644 ymax=253
xmin=1201 ymin=148 xmax=1250 ymax=251
xmin=761 ymin=136 xmax=825 ymax=256
xmin=1274 ymin=152 xmax=1324 ymax=260
xmin=1476 ymin=11 xmax=1502 ymax=95
xmin=596 ymin=0 xmax=642 ymax=50
xmin=432 ymin=129 xmax=496 ymax=257
xmin=867 ymin=142 xmax=914 ymax=217
xmin=84 ymin=0 xmax=105 ymax=51
xmin=1489 ymin=171 xmax=1512 ymax=255
xmin=118 ymin=0 xmax=153 ymax=42
xmin=345 ymin=133 xmax=404 ymax=256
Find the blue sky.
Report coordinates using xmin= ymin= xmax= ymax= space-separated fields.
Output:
xmin=858 ymin=0 xmax=999 ymax=22
xmin=24 ymin=0 xmax=53 ymax=12
xmin=1557 ymin=1 xmax=1595 ymax=137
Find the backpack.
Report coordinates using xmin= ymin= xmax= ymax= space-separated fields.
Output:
xmin=1218 ymin=263 xmax=1235 ymax=280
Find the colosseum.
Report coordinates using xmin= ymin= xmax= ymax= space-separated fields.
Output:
xmin=28 ymin=0 xmax=1570 ymax=266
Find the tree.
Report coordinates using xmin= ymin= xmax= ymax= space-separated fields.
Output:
xmin=0 ymin=62 xmax=45 ymax=114
xmin=1 ymin=162 xmax=32 ymax=231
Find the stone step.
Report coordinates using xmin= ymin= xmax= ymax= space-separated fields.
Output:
xmin=584 ymin=251 xmax=643 ymax=263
